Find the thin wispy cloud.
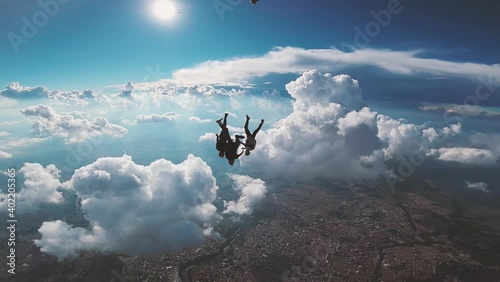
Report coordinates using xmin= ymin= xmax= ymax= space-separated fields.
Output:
xmin=159 ymin=47 xmax=500 ymax=86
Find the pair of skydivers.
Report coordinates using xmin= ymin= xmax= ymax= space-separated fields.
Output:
xmin=216 ymin=113 xmax=264 ymax=166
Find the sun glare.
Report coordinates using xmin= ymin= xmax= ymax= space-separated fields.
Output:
xmin=153 ymin=0 xmax=177 ymax=21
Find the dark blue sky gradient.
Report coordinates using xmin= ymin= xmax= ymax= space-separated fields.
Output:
xmin=0 ymin=0 xmax=498 ymax=93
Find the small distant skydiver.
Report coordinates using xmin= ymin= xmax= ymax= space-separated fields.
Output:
xmin=250 ymin=0 xmax=258 ymax=4
xmin=242 ymin=115 xmax=264 ymax=156
xmin=216 ymin=114 xmax=245 ymax=166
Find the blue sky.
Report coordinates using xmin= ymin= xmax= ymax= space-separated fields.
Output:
xmin=1 ymin=0 xmax=500 ymax=260
xmin=1 ymin=0 xmax=499 ymax=91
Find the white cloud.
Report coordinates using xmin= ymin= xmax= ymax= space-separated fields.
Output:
xmin=0 ymin=163 xmax=62 ymax=214
xmin=199 ymin=133 xmax=216 ymax=142
xmin=1 ymin=137 xmax=49 ymax=149
xmin=242 ymin=70 xmax=482 ymax=182
xmin=376 ymin=115 xmax=461 ymax=159
xmin=165 ymin=47 xmax=500 ymax=86
xmin=427 ymin=147 xmax=498 ymax=166
xmin=0 ymin=131 xmax=11 ymax=137
xmin=0 ymin=82 xmax=97 ymax=102
xmin=0 ymin=119 xmax=29 ymax=126
xmin=135 ymin=112 xmax=180 ymax=123
xmin=48 ymin=89 xmax=97 ymax=102
xmin=337 ymin=107 xmax=377 ymax=136
xmin=120 ymin=81 xmax=135 ymax=97
xmin=21 ymin=104 xmax=56 ymax=119
xmin=189 ymin=116 xmax=211 ymax=123
xmin=21 ymin=104 xmax=127 ymax=144
xmin=223 ymin=174 xmax=267 ymax=215
xmin=0 ymin=82 xmax=49 ymax=99
xmin=418 ymin=104 xmax=500 ymax=120
xmin=243 ymin=70 xmax=387 ymax=181
xmin=465 ymin=181 xmax=490 ymax=193
xmin=0 ymin=150 xmax=12 ymax=159
xmin=35 ymin=154 xmax=220 ymax=260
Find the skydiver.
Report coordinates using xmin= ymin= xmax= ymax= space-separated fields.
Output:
xmin=215 ymin=113 xmax=229 ymax=158
xmin=216 ymin=115 xmax=245 ymax=165
xmin=243 ymin=115 xmax=264 ymax=156
xmin=250 ymin=0 xmax=258 ymax=4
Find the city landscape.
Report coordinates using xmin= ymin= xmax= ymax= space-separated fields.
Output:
xmin=2 ymin=177 xmax=500 ymax=281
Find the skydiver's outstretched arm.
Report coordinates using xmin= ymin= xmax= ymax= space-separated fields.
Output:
xmin=252 ymin=119 xmax=264 ymax=136
xmin=223 ymin=113 xmax=228 ymax=127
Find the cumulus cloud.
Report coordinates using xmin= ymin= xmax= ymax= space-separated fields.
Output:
xmin=189 ymin=116 xmax=211 ymax=123
xmin=120 ymin=81 xmax=135 ymax=97
xmin=135 ymin=112 xmax=180 ymax=123
xmin=48 ymin=89 xmax=97 ymax=101
xmin=0 ymin=163 xmax=62 ymax=214
xmin=35 ymin=154 xmax=221 ymax=260
xmin=20 ymin=104 xmax=127 ymax=143
xmin=376 ymin=115 xmax=461 ymax=159
xmin=0 ymin=131 xmax=11 ymax=137
xmin=0 ymin=82 xmax=49 ymax=99
xmin=242 ymin=70 xmax=481 ymax=182
xmin=167 ymin=47 xmax=500 ymax=86
xmin=199 ymin=133 xmax=216 ymax=142
xmin=465 ymin=181 xmax=490 ymax=193
xmin=243 ymin=70 xmax=387 ymax=181
xmin=427 ymin=147 xmax=498 ymax=166
xmin=21 ymin=104 xmax=56 ymax=119
xmin=0 ymin=82 xmax=98 ymax=102
xmin=223 ymin=174 xmax=267 ymax=215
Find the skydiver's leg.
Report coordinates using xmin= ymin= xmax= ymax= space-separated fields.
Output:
xmin=252 ymin=119 xmax=264 ymax=136
xmin=216 ymin=119 xmax=225 ymax=130
xmin=223 ymin=113 xmax=228 ymax=127
xmin=221 ymin=127 xmax=231 ymax=141
xmin=244 ymin=115 xmax=251 ymax=136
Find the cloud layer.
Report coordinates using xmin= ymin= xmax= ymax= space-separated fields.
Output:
xmin=243 ymin=70 xmax=386 ymax=181
xmin=135 ymin=112 xmax=180 ymax=123
xmin=21 ymin=104 xmax=127 ymax=143
xmin=242 ymin=70 xmax=498 ymax=182
xmin=428 ymin=147 xmax=498 ymax=166
xmin=223 ymin=174 xmax=267 ymax=215
xmin=169 ymin=47 xmax=500 ymax=86
xmin=35 ymin=154 xmax=220 ymax=260
xmin=1 ymin=82 xmax=97 ymax=102
xmin=0 ymin=163 xmax=63 ymax=214
xmin=0 ymin=82 xmax=48 ymax=99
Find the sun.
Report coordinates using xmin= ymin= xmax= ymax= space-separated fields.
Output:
xmin=153 ymin=0 xmax=177 ymax=21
